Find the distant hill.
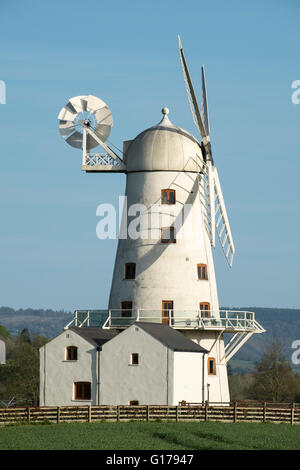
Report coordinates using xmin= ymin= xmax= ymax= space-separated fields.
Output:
xmin=0 ymin=307 xmax=73 ymax=338
xmin=0 ymin=306 xmax=299 ymax=373
xmin=223 ymin=307 xmax=300 ymax=372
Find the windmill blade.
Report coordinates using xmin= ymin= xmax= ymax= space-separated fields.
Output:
xmin=65 ymin=131 xmax=83 ymax=149
xmin=213 ymin=167 xmax=235 ymax=267
xmin=178 ymin=36 xmax=208 ymax=144
xmin=201 ymin=66 xmax=210 ymax=137
xmin=59 ymin=120 xmax=75 ymax=140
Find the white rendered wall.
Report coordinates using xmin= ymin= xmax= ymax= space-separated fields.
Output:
xmin=109 ymin=170 xmax=219 ymax=315
xmin=99 ymin=325 xmax=174 ymax=405
xmin=173 ymin=352 xmax=203 ymax=405
xmin=183 ymin=330 xmax=230 ymax=403
xmin=39 ymin=330 xmax=98 ymax=406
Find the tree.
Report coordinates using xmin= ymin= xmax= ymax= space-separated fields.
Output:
xmin=0 ymin=324 xmax=10 ymax=339
xmin=18 ymin=328 xmax=31 ymax=345
xmin=1 ymin=341 xmax=39 ymax=404
xmin=248 ymin=338 xmax=300 ymax=403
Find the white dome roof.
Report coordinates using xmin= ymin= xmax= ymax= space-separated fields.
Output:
xmin=125 ymin=110 xmax=203 ymax=172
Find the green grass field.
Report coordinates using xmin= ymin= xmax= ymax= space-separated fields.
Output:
xmin=0 ymin=421 xmax=300 ymax=450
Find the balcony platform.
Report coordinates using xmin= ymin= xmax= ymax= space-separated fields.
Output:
xmin=65 ymin=309 xmax=265 ymax=335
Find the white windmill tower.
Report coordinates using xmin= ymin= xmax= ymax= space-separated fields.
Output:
xmin=58 ymin=39 xmax=264 ymax=404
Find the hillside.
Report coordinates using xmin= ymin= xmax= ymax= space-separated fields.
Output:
xmin=0 ymin=306 xmax=299 ymax=372
xmin=0 ymin=307 xmax=73 ymax=338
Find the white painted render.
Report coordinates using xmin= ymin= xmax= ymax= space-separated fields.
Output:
xmin=108 ymin=169 xmax=219 ymax=314
xmin=39 ymin=330 xmax=98 ymax=406
xmin=99 ymin=325 xmax=174 ymax=405
xmin=173 ymin=352 xmax=203 ymax=404
xmin=39 ymin=324 xmax=207 ymax=406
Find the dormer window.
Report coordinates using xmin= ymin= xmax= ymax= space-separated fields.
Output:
xmin=66 ymin=346 xmax=78 ymax=361
xmin=161 ymin=189 xmax=176 ymax=205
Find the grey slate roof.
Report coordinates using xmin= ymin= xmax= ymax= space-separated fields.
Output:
xmin=134 ymin=322 xmax=208 ymax=353
xmin=69 ymin=323 xmax=208 ymax=353
xmin=69 ymin=327 xmax=118 ymax=349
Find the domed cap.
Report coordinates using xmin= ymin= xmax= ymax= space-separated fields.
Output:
xmin=125 ymin=108 xmax=203 ymax=172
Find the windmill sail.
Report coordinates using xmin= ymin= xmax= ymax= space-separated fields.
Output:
xmin=213 ymin=168 xmax=235 ymax=267
xmin=201 ymin=66 xmax=210 ymax=138
xmin=178 ymin=36 xmax=234 ymax=266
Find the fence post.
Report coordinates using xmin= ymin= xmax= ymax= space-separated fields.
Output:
xmin=117 ymin=405 xmax=120 ymax=422
xmin=263 ymin=402 xmax=266 ymax=423
xmin=233 ymin=401 xmax=237 ymax=423
xmin=88 ymin=406 xmax=92 ymax=423
xmin=146 ymin=405 xmax=149 ymax=422
xmin=57 ymin=407 xmax=60 ymax=424
xmin=291 ymin=403 xmax=295 ymax=425
xmin=176 ymin=406 xmax=179 ymax=423
xmin=205 ymin=401 xmax=208 ymax=422
xmin=27 ymin=407 xmax=31 ymax=424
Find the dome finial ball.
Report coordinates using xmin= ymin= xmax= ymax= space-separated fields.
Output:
xmin=162 ymin=107 xmax=169 ymax=115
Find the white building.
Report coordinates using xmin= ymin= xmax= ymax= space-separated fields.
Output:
xmin=40 ymin=322 xmax=208 ymax=406
xmin=0 ymin=339 xmax=5 ymax=365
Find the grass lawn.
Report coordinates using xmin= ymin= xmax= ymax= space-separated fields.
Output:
xmin=0 ymin=421 xmax=300 ymax=450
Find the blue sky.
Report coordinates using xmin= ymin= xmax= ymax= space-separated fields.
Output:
xmin=0 ymin=0 xmax=299 ymax=311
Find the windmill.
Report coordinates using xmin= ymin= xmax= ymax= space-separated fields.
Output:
xmin=58 ymin=39 xmax=265 ymax=404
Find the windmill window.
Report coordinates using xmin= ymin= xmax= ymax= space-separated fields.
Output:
xmin=66 ymin=346 xmax=78 ymax=361
xmin=74 ymin=382 xmax=91 ymax=400
xmin=161 ymin=226 xmax=176 ymax=243
xmin=125 ymin=263 xmax=136 ymax=280
xmin=208 ymin=357 xmax=216 ymax=375
xmin=129 ymin=400 xmax=139 ymax=406
xmin=197 ymin=264 xmax=208 ymax=280
xmin=161 ymin=189 xmax=176 ymax=205
xmin=200 ymin=302 xmax=210 ymax=318
xmin=121 ymin=301 xmax=133 ymax=317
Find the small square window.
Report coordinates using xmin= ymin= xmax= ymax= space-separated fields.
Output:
xmin=129 ymin=400 xmax=139 ymax=406
xmin=74 ymin=382 xmax=91 ymax=400
xmin=161 ymin=227 xmax=176 ymax=244
xmin=161 ymin=189 xmax=176 ymax=205
xmin=131 ymin=353 xmax=139 ymax=365
xmin=66 ymin=346 xmax=78 ymax=361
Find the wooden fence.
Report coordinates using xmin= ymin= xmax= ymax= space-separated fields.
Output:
xmin=1 ymin=402 xmax=300 ymax=426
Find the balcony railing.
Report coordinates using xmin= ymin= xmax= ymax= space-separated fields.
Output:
xmin=65 ymin=309 xmax=265 ymax=334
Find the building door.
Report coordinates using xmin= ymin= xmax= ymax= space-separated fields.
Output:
xmin=200 ymin=302 xmax=210 ymax=318
xmin=162 ymin=301 xmax=173 ymax=325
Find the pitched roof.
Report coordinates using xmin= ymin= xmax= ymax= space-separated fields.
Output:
xmin=69 ymin=327 xmax=118 ymax=349
xmin=134 ymin=322 xmax=208 ymax=353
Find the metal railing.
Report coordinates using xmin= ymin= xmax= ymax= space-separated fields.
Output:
xmin=65 ymin=309 xmax=265 ymax=334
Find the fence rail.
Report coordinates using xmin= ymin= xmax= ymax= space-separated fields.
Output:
xmin=0 ymin=403 xmax=300 ymax=426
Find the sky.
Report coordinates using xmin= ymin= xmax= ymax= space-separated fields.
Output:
xmin=0 ymin=0 xmax=299 ymax=311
